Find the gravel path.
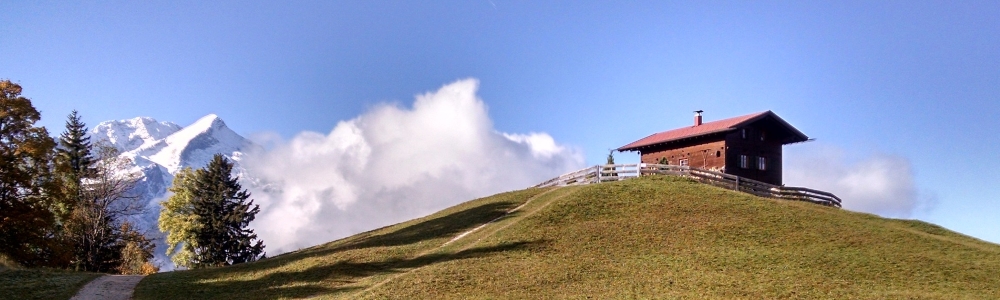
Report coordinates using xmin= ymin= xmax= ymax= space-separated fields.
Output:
xmin=70 ymin=275 xmax=144 ymax=300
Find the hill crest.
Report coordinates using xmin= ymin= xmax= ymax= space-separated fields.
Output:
xmin=134 ymin=176 xmax=1000 ymax=299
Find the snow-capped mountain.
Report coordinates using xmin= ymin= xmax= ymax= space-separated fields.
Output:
xmin=93 ymin=114 xmax=255 ymax=172
xmin=90 ymin=114 xmax=258 ymax=269
xmin=92 ymin=117 xmax=182 ymax=153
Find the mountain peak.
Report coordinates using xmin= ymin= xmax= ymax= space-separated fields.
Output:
xmin=145 ymin=113 xmax=253 ymax=173
xmin=92 ymin=116 xmax=182 ymax=153
xmin=188 ymin=113 xmax=227 ymax=132
xmin=88 ymin=114 xmax=257 ymax=270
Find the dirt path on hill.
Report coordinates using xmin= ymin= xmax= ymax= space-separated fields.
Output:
xmin=70 ymin=275 xmax=144 ymax=300
xmin=351 ymin=187 xmax=575 ymax=299
xmin=438 ymin=188 xmax=554 ymax=247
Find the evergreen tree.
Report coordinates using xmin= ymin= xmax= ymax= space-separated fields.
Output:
xmin=53 ymin=110 xmax=95 ymax=223
xmin=603 ymin=150 xmax=618 ymax=178
xmin=0 ymin=80 xmax=61 ymax=267
xmin=162 ymin=154 xmax=264 ymax=268
xmin=57 ymin=110 xmax=93 ymax=178
xmin=192 ymin=154 xmax=265 ymax=267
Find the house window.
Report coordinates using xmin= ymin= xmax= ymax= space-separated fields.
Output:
xmin=760 ymin=131 xmax=765 ymax=141
xmin=758 ymin=156 xmax=766 ymax=171
xmin=742 ymin=129 xmax=746 ymax=139
xmin=679 ymin=159 xmax=689 ymax=166
xmin=739 ymin=155 xmax=748 ymax=169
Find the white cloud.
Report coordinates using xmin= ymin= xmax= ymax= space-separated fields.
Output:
xmin=501 ymin=133 xmax=568 ymax=159
xmin=784 ymin=144 xmax=934 ymax=218
xmin=242 ymin=79 xmax=584 ymax=254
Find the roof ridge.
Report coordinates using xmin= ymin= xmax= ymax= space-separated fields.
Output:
xmin=617 ymin=110 xmax=804 ymax=151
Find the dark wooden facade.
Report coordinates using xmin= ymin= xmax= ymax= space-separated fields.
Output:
xmin=619 ymin=111 xmax=807 ymax=186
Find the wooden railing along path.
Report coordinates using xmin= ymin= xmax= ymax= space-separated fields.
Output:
xmin=534 ymin=164 xmax=842 ymax=208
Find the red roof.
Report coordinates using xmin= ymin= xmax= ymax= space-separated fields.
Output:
xmin=617 ymin=111 xmax=806 ymax=151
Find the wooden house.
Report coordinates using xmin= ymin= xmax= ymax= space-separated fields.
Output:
xmin=617 ymin=111 xmax=808 ymax=186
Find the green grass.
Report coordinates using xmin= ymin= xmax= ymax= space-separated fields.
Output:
xmin=134 ymin=187 xmax=554 ymax=299
xmin=135 ymin=176 xmax=1000 ymax=299
xmin=0 ymin=265 xmax=100 ymax=300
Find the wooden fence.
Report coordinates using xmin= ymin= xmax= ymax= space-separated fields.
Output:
xmin=534 ymin=164 xmax=842 ymax=208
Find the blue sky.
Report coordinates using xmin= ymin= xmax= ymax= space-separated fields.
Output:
xmin=3 ymin=1 xmax=999 ymax=244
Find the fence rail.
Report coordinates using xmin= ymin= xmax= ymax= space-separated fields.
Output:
xmin=535 ymin=164 xmax=842 ymax=208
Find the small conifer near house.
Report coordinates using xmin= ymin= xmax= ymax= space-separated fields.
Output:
xmin=603 ymin=150 xmax=617 ymax=178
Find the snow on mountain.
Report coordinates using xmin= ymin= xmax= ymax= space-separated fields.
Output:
xmin=90 ymin=114 xmax=258 ymax=270
xmin=146 ymin=114 xmax=255 ymax=173
xmin=91 ymin=117 xmax=183 ymax=153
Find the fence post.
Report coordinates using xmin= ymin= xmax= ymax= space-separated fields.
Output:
xmin=593 ymin=165 xmax=600 ymax=184
xmin=596 ymin=164 xmax=602 ymax=183
xmin=734 ymin=176 xmax=740 ymax=191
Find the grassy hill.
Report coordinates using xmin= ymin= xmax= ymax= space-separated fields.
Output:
xmin=134 ymin=176 xmax=1000 ymax=299
xmin=0 ymin=254 xmax=101 ymax=300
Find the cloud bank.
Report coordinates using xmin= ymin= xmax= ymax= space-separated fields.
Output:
xmin=242 ymin=79 xmax=584 ymax=253
xmin=784 ymin=144 xmax=934 ymax=218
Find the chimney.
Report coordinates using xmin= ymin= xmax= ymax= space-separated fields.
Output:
xmin=694 ymin=110 xmax=704 ymax=126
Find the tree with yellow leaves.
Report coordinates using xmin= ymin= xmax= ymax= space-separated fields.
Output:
xmin=0 ymin=79 xmax=63 ymax=267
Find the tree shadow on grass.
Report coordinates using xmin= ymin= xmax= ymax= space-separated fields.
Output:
xmin=179 ymin=240 xmax=547 ymax=299
xmin=251 ymin=200 xmax=525 ymax=271
xmin=141 ymin=200 xmax=537 ymax=299
xmin=340 ymin=201 xmax=523 ymax=250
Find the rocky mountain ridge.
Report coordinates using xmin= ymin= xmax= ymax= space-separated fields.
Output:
xmin=90 ymin=114 xmax=257 ymax=269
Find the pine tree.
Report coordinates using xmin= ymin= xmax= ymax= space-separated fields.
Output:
xmin=57 ymin=110 xmax=93 ymax=179
xmin=603 ymin=150 xmax=618 ymax=178
xmin=53 ymin=110 xmax=95 ymax=223
xmin=0 ymin=80 xmax=61 ymax=267
xmin=164 ymin=154 xmax=265 ymax=268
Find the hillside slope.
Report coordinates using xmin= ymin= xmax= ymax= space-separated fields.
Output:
xmin=134 ymin=176 xmax=1000 ymax=299
xmin=0 ymin=254 xmax=100 ymax=300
